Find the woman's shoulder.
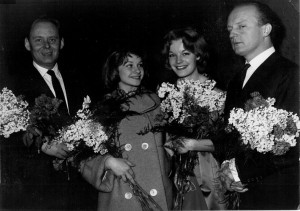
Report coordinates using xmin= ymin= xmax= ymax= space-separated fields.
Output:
xmin=140 ymin=89 xmax=161 ymax=104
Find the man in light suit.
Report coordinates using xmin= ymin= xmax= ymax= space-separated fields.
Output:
xmin=3 ymin=17 xmax=97 ymax=210
xmin=222 ymin=1 xmax=299 ymax=209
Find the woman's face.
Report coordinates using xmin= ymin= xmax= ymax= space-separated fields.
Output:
xmin=118 ymin=53 xmax=144 ymax=93
xmin=168 ymin=39 xmax=199 ymax=80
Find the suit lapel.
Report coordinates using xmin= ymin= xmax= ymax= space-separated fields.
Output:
xmin=241 ymin=52 xmax=279 ymax=97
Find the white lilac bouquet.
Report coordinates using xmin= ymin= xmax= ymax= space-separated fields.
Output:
xmin=0 ymin=87 xmax=30 ymax=138
xmin=52 ymin=96 xmax=108 ymax=171
xmin=157 ymin=79 xmax=226 ymax=210
xmin=158 ymin=79 xmax=226 ymax=124
xmin=227 ymin=92 xmax=300 ymax=156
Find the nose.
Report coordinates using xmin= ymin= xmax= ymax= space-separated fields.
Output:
xmin=176 ymin=55 xmax=183 ymax=64
xmin=229 ymin=29 xmax=237 ymax=40
xmin=43 ymin=40 xmax=50 ymax=48
xmin=133 ymin=66 xmax=141 ymax=73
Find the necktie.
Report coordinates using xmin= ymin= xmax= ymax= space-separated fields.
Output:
xmin=47 ymin=70 xmax=67 ymax=108
xmin=241 ymin=63 xmax=251 ymax=87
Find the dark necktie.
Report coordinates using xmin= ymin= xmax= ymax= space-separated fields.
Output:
xmin=241 ymin=63 xmax=251 ymax=87
xmin=47 ymin=70 xmax=68 ymax=113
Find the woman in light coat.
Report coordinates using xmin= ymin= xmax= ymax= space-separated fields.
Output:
xmin=79 ymin=48 xmax=173 ymax=211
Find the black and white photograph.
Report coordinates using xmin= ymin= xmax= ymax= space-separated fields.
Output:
xmin=0 ymin=0 xmax=299 ymax=210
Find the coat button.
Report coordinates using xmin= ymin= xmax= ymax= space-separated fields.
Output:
xmin=124 ymin=144 xmax=132 ymax=151
xmin=125 ymin=192 xmax=132 ymax=199
xmin=150 ymin=189 xmax=157 ymax=196
xmin=141 ymin=143 xmax=149 ymax=150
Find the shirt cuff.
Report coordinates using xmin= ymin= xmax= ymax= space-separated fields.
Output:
xmin=228 ymin=158 xmax=240 ymax=182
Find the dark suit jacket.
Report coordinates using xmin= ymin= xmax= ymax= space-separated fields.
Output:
xmin=223 ymin=52 xmax=299 ymax=209
xmin=1 ymin=62 xmax=97 ymax=210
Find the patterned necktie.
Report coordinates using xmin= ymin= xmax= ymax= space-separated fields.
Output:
xmin=241 ymin=63 xmax=251 ymax=87
xmin=47 ymin=70 xmax=65 ymax=101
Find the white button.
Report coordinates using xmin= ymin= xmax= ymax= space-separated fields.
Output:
xmin=124 ymin=144 xmax=132 ymax=151
xmin=125 ymin=192 xmax=132 ymax=199
xmin=141 ymin=143 xmax=149 ymax=150
xmin=150 ymin=189 xmax=157 ymax=196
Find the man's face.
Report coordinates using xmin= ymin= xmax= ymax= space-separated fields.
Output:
xmin=227 ymin=5 xmax=266 ymax=61
xmin=25 ymin=21 xmax=64 ymax=69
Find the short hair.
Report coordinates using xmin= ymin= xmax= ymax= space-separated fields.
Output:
xmin=28 ymin=17 xmax=62 ymax=39
xmin=102 ymin=48 xmax=148 ymax=93
xmin=161 ymin=27 xmax=210 ymax=73
xmin=232 ymin=1 xmax=284 ymax=48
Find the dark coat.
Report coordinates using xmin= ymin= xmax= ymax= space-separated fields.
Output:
xmin=80 ymin=92 xmax=173 ymax=211
xmin=0 ymin=62 xmax=97 ymax=210
xmin=224 ymin=52 xmax=299 ymax=209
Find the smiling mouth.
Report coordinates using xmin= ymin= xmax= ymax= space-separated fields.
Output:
xmin=42 ymin=52 xmax=53 ymax=56
xmin=232 ymin=42 xmax=242 ymax=46
xmin=176 ymin=65 xmax=188 ymax=70
xmin=131 ymin=76 xmax=141 ymax=80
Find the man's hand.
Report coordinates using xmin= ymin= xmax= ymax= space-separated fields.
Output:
xmin=219 ymin=161 xmax=248 ymax=193
xmin=41 ymin=142 xmax=70 ymax=159
xmin=23 ymin=126 xmax=43 ymax=147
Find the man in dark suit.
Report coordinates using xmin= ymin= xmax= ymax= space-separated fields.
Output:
xmin=222 ymin=1 xmax=299 ymax=209
xmin=3 ymin=17 xmax=97 ymax=210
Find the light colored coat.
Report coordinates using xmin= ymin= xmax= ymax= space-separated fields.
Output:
xmin=80 ymin=92 xmax=173 ymax=211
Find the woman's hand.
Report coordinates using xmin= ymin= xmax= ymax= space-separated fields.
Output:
xmin=105 ymin=157 xmax=135 ymax=184
xmin=174 ymin=138 xmax=195 ymax=154
xmin=165 ymin=138 xmax=214 ymax=154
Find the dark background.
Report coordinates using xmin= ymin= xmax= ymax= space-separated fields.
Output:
xmin=0 ymin=0 xmax=298 ymax=93
xmin=0 ymin=0 xmax=299 ymax=209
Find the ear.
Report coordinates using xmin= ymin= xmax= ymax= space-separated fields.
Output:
xmin=24 ymin=38 xmax=31 ymax=51
xmin=60 ymin=37 xmax=65 ymax=49
xmin=263 ymin=23 xmax=272 ymax=36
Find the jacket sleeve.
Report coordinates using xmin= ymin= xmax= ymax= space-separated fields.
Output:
xmin=274 ymin=64 xmax=299 ymax=114
xmin=79 ymin=154 xmax=115 ymax=192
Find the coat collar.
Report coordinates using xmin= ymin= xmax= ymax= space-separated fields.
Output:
xmin=128 ymin=93 xmax=159 ymax=114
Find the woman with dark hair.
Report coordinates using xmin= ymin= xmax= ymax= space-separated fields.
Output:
xmin=161 ymin=27 xmax=226 ymax=210
xmin=79 ymin=48 xmax=173 ymax=211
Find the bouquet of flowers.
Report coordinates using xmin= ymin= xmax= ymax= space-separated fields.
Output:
xmin=24 ymin=94 xmax=71 ymax=151
xmin=157 ymin=79 xmax=226 ymax=209
xmin=53 ymin=90 xmax=163 ymax=211
xmin=218 ymin=92 xmax=300 ymax=209
xmin=227 ymin=92 xmax=300 ymax=156
xmin=51 ymin=96 xmax=109 ymax=172
xmin=0 ymin=87 xmax=30 ymax=138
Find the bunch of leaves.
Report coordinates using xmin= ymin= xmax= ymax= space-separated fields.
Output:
xmin=25 ymin=94 xmax=71 ymax=148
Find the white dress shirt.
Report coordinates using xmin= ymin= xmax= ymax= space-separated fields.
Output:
xmin=33 ymin=61 xmax=69 ymax=112
xmin=242 ymin=47 xmax=276 ymax=88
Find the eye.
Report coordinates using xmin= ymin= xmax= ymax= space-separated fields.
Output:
xmin=138 ymin=63 xmax=144 ymax=68
xmin=238 ymin=25 xmax=246 ymax=30
xmin=125 ymin=64 xmax=133 ymax=68
xmin=49 ymin=38 xmax=57 ymax=43
xmin=168 ymin=53 xmax=175 ymax=58
xmin=183 ymin=52 xmax=191 ymax=56
xmin=34 ymin=38 xmax=42 ymax=43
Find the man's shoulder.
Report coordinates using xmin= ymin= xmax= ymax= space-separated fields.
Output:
xmin=266 ymin=52 xmax=298 ymax=69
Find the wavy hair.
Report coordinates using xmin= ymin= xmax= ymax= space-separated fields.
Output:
xmin=161 ymin=27 xmax=210 ymax=73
